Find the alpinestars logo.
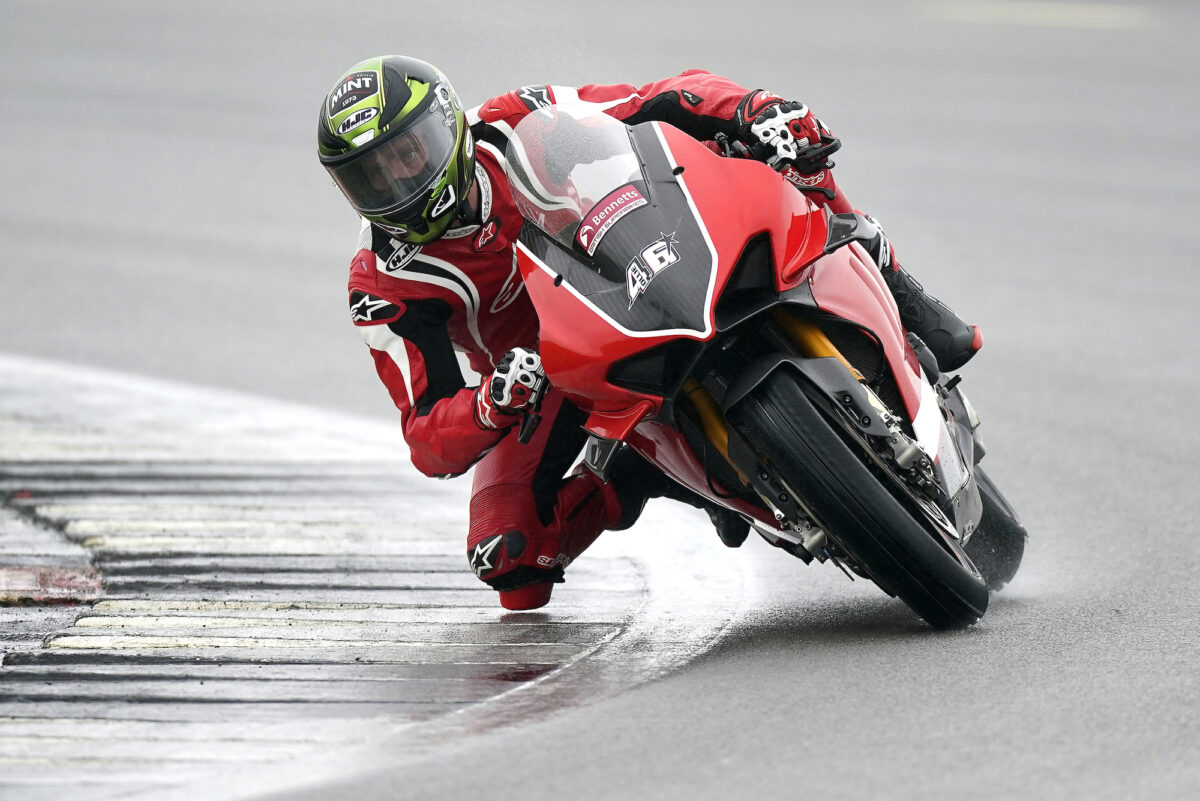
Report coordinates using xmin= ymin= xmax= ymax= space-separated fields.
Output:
xmin=349 ymin=291 xmax=399 ymax=323
xmin=469 ymin=535 xmax=503 ymax=577
xmin=475 ymin=218 xmax=498 ymax=251
xmin=518 ymin=85 xmax=552 ymax=110
xmin=489 ymin=258 xmax=524 ymax=313
xmin=781 ymin=166 xmax=827 ymax=190
xmin=627 ymin=233 xmax=681 ymax=309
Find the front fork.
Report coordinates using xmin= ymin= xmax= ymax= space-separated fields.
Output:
xmin=682 ymin=310 xmax=860 ymax=561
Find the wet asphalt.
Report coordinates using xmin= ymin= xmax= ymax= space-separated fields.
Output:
xmin=2 ymin=1 xmax=1198 ymax=799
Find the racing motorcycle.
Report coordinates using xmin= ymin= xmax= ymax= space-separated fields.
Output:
xmin=503 ymin=107 xmax=1026 ymax=629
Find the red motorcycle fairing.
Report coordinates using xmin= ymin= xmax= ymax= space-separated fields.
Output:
xmin=514 ymin=123 xmax=822 ymax=412
xmin=800 ymin=242 xmax=926 ymax=421
xmin=516 ymin=120 xmax=930 ymax=435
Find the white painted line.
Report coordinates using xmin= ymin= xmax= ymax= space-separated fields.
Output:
xmin=46 ymin=635 xmax=613 ymax=650
xmin=65 ymin=519 xmax=448 ymax=534
xmin=926 ymin=1 xmax=1156 ymax=29
xmin=73 ymin=615 xmax=619 ymax=630
xmin=79 ymin=536 xmax=457 ymax=554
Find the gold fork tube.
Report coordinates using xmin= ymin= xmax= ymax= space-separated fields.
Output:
xmin=770 ymin=308 xmax=864 ymax=381
xmin=683 ymin=379 xmax=747 ymax=484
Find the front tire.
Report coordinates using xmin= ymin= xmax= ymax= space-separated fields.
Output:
xmin=730 ymin=371 xmax=989 ymax=629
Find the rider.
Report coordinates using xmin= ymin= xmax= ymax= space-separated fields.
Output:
xmin=318 ymin=56 xmax=981 ymax=611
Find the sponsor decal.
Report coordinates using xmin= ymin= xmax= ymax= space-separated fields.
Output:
xmin=463 ymin=127 xmax=475 ymax=159
xmin=574 ymin=184 xmax=648 ymax=256
xmin=349 ymin=291 xmax=399 ymax=323
xmin=431 ymin=83 xmax=456 ymax=126
xmin=626 ymin=232 xmax=680 ymax=309
xmin=382 ymin=241 xmax=422 ymax=272
xmin=489 ymin=257 xmax=524 ymax=313
xmin=742 ymin=89 xmax=781 ymax=122
xmin=518 ymin=85 xmax=552 ymax=110
xmin=430 ymin=184 xmax=457 ymax=218
xmin=781 ymin=166 xmax=826 ymax=189
xmin=474 ymin=218 xmax=499 ymax=251
xmin=537 ymin=554 xmax=570 ymax=569
xmin=336 ymin=106 xmax=379 ymax=135
xmin=328 ymin=71 xmax=379 ymax=115
xmin=469 ymin=534 xmax=503 ymax=577
xmin=681 ymin=90 xmax=703 ymax=107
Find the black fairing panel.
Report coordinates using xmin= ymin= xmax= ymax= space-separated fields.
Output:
xmin=518 ymin=123 xmax=716 ymax=335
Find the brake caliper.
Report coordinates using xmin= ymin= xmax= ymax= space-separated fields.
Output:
xmin=862 ymin=385 xmax=938 ymax=499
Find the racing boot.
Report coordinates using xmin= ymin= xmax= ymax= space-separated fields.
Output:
xmin=610 ymin=447 xmax=750 ymax=547
xmin=863 ymin=217 xmax=982 ymax=372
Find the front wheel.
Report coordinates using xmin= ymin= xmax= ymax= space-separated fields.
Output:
xmin=729 ymin=371 xmax=989 ymax=629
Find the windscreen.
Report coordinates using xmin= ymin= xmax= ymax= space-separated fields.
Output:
xmin=504 ymin=106 xmax=646 ymax=255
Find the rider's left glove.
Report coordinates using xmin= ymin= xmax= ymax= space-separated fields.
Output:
xmin=736 ymin=91 xmax=841 ymax=174
xmin=474 ymin=347 xmax=548 ymax=430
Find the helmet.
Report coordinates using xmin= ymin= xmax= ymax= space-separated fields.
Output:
xmin=318 ymin=56 xmax=476 ymax=244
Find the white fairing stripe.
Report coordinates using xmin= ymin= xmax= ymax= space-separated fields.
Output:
xmin=358 ymin=323 xmax=414 ymax=405
xmin=911 ymin=369 xmax=943 ymax=461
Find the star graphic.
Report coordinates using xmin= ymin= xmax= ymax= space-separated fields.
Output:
xmin=470 ymin=536 xmax=503 ymax=577
xmin=350 ymin=294 xmax=393 ymax=322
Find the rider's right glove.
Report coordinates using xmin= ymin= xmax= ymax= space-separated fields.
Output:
xmin=474 ymin=347 xmax=548 ymax=430
xmin=735 ymin=90 xmax=842 ymax=174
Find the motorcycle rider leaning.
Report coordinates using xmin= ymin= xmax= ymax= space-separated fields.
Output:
xmin=318 ymin=56 xmax=981 ymax=611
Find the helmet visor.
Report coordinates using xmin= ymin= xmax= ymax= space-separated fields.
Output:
xmin=326 ymin=112 xmax=457 ymax=216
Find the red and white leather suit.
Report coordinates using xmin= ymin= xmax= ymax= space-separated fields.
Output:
xmin=346 ymin=71 xmax=857 ymax=609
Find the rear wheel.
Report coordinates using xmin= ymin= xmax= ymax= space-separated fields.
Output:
xmin=730 ymin=370 xmax=989 ymax=629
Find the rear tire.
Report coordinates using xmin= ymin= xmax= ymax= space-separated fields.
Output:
xmin=965 ymin=466 xmax=1027 ymax=591
xmin=730 ymin=371 xmax=988 ymax=629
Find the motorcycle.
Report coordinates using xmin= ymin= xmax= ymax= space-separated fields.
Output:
xmin=503 ymin=106 xmax=1026 ymax=629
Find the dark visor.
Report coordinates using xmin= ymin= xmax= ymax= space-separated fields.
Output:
xmin=326 ymin=113 xmax=457 ymax=216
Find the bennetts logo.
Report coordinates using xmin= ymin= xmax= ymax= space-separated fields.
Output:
xmin=575 ymin=184 xmax=648 ymax=256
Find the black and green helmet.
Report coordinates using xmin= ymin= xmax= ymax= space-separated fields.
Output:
xmin=318 ymin=56 xmax=476 ymax=243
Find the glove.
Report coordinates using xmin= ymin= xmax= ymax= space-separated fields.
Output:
xmin=736 ymin=91 xmax=841 ymax=174
xmin=474 ymin=347 xmax=548 ymax=430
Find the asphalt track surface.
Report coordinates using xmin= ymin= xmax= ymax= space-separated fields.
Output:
xmin=1 ymin=1 xmax=1198 ymax=799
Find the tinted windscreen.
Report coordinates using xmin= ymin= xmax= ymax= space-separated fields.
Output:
xmin=509 ymin=113 xmax=717 ymax=337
